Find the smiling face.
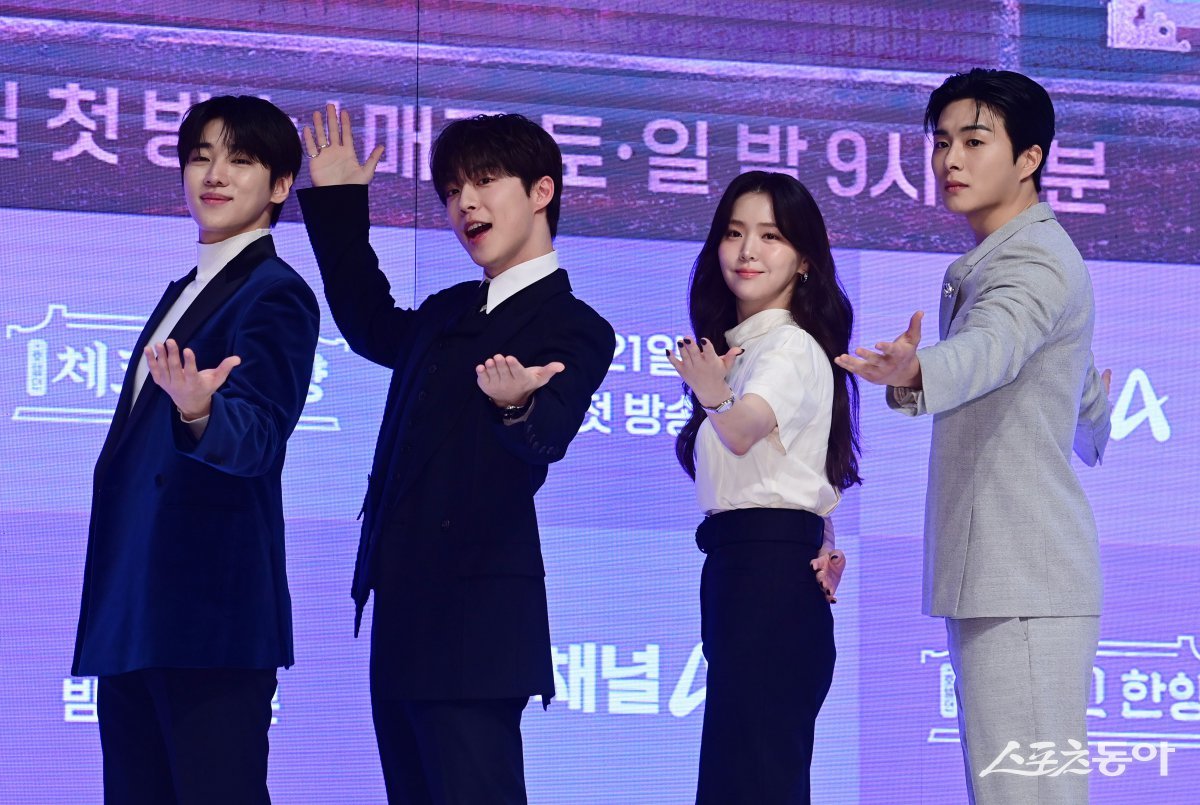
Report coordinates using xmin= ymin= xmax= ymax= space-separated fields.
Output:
xmin=932 ymin=98 xmax=1042 ymax=240
xmin=443 ymin=172 xmax=555 ymax=277
xmin=717 ymin=191 xmax=806 ymax=322
xmin=183 ymin=119 xmax=291 ymax=244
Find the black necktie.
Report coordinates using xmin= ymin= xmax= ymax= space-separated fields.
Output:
xmin=473 ymin=279 xmax=491 ymax=315
xmin=453 ymin=280 xmax=490 ymax=336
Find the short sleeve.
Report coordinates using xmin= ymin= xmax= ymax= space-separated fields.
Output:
xmin=740 ymin=329 xmax=825 ymax=450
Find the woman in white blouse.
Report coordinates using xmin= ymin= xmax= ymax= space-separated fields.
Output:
xmin=667 ymin=171 xmax=860 ymax=804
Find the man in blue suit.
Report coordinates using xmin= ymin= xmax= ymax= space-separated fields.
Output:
xmin=72 ymin=95 xmax=319 ymax=804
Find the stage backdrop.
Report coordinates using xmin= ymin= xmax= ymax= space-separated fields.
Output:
xmin=1 ymin=1 xmax=1197 ymax=802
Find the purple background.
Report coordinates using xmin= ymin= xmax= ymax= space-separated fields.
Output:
xmin=1 ymin=1 xmax=1198 ymax=802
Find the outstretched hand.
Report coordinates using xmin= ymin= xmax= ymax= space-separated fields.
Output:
xmin=664 ymin=337 xmax=742 ymax=408
xmin=834 ymin=311 xmax=924 ymax=388
xmin=145 ymin=338 xmax=240 ymax=420
xmin=476 ymin=354 xmax=565 ymax=408
xmin=303 ymin=103 xmax=386 ymax=187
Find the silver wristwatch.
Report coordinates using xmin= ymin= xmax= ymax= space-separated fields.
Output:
xmin=700 ymin=394 xmax=735 ymax=414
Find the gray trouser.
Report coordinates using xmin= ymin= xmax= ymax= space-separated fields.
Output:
xmin=946 ymin=615 xmax=1099 ymax=805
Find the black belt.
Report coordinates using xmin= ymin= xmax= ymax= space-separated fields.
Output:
xmin=695 ymin=508 xmax=823 ymax=554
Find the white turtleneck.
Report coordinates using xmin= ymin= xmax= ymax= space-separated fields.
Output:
xmin=130 ymin=228 xmax=271 ymax=406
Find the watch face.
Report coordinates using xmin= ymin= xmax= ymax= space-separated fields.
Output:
xmin=704 ymin=395 xmax=734 ymax=413
xmin=500 ymin=402 xmax=530 ymax=420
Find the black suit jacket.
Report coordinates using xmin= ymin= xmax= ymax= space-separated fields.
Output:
xmin=73 ymin=235 xmax=320 ymax=676
xmin=300 ymin=185 xmax=613 ymax=701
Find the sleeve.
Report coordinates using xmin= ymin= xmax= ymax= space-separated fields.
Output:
xmin=886 ymin=384 xmax=922 ymax=417
xmin=298 ymin=184 xmax=417 ymax=368
xmin=1073 ymin=361 xmax=1111 ymax=466
xmin=913 ymin=244 xmax=1071 ymax=416
xmin=493 ymin=303 xmax=615 ymax=466
xmin=740 ymin=329 xmax=823 ymax=449
xmin=173 ymin=275 xmax=321 ymax=477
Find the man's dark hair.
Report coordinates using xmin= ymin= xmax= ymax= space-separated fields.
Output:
xmin=176 ymin=95 xmax=302 ymax=226
xmin=924 ymin=68 xmax=1055 ymax=192
xmin=430 ymin=113 xmax=564 ymax=238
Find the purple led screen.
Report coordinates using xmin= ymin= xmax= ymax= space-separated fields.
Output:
xmin=1 ymin=2 xmax=1197 ymax=802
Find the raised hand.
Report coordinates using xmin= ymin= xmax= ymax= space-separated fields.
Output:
xmin=145 ymin=338 xmax=241 ymax=420
xmin=834 ymin=310 xmax=924 ymax=388
xmin=664 ymin=337 xmax=741 ymax=408
xmin=302 ymin=103 xmax=386 ymax=187
xmin=476 ymin=354 xmax=566 ymax=408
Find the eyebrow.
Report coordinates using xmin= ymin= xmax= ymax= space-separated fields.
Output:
xmin=728 ymin=218 xmax=779 ymax=228
xmin=933 ymin=123 xmax=994 ymax=136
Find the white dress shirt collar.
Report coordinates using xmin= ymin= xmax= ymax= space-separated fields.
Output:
xmin=725 ymin=307 xmax=794 ymax=349
xmin=484 ymin=250 xmax=559 ymax=313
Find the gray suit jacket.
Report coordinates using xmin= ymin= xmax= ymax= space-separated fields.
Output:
xmin=889 ymin=203 xmax=1110 ymax=618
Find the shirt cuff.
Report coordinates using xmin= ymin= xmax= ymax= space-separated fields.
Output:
xmin=179 ymin=409 xmax=210 ymax=439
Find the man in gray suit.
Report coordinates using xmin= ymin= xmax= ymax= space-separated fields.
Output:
xmin=837 ymin=69 xmax=1111 ymax=803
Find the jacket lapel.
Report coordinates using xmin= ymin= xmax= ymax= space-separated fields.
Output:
xmin=474 ymin=269 xmax=571 ymax=358
xmin=938 ymin=259 xmax=965 ymax=340
xmin=165 ymin=235 xmax=275 ymax=350
xmin=94 ymin=270 xmax=195 ymax=480
xmin=115 ymin=235 xmax=276 ymax=451
xmin=390 ymin=270 xmax=572 ymax=499
xmin=939 ymin=203 xmax=1056 ymax=338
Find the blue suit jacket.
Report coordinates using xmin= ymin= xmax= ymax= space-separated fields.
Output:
xmin=72 ymin=235 xmax=320 ymax=676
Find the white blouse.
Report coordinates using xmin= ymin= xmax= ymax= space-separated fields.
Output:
xmin=695 ymin=307 xmax=839 ymax=517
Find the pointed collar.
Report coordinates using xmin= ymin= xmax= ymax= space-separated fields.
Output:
xmin=484 ymin=250 xmax=559 ymax=313
xmin=725 ymin=307 xmax=795 ymax=349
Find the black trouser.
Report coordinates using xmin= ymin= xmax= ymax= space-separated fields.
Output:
xmin=695 ymin=508 xmax=836 ymax=805
xmin=98 ymin=667 xmax=278 ymax=805
xmin=372 ymin=695 xmax=529 ymax=805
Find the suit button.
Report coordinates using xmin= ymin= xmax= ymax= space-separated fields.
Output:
xmin=427 ymin=364 xmax=438 ymax=374
xmin=418 ymin=390 xmax=427 ymax=401
xmin=440 ymin=519 xmax=451 ymax=530
xmin=154 ymin=474 xmax=163 ymax=487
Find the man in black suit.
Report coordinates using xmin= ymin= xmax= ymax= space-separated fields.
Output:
xmin=299 ymin=106 xmax=614 ymax=803
xmin=72 ymin=95 xmax=319 ymax=803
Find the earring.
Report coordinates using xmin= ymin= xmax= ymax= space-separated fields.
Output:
xmin=798 ymin=272 xmax=809 ymax=285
